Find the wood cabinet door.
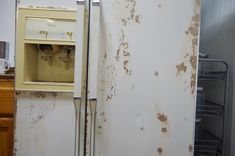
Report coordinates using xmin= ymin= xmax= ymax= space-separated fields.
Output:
xmin=0 ymin=80 xmax=14 ymax=116
xmin=0 ymin=118 xmax=13 ymax=156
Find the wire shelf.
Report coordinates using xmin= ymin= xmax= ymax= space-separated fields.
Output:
xmin=194 ymin=128 xmax=222 ymax=155
xmin=196 ymin=100 xmax=224 ymax=117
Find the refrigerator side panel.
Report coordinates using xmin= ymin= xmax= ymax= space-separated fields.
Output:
xmin=14 ymin=93 xmax=75 ymax=156
xmin=94 ymin=0 xmax=200 ymax=156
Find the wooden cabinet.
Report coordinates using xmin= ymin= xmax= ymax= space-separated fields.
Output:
xmin=0 ymin=77 xmax=14 ymax=156
xmin=0 ymin=118 xmax=13 ymax=156
xmin=0 ymin=80 xmax=14 ymax=116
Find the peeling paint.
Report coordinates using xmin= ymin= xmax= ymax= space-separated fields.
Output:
xmin=157 ymin=113 xmax=168 ymax=123
xmin=116 ymin=30 xmax=132 ymax=75
xmin=176 ymin=62 xmax=187 ymax=73
xmin=190 ymin=55 xmax=197 ymax=70
xmin=184 ymin=11 xmax=200 ymax=94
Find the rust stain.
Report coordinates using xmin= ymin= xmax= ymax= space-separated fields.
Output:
xmin=190 ymin=55 xmax=197 ymax=70
xmin=123 ymin=60 xmax=132 ymax=75
xmin=106 ymin=86 xmax=116 ymax=102
xmin=115 ymin=49 xmax=121 ymax=61
xmin=176 ymin=62 xmax=187 ymax=73
xmin=189 ymin=144 xmax=193 ymax=152
xmin=157 ymin=147 xmax=163 ymax=154
xmin=116 ymin=30 xmax=132 ymax=75
xmin=185 ymin=12 xmax=200 ymax=95
xmin=157 ymin=113 xmax=168 ymax=122
xmin=161 ymin=127 xmax=167 ymax=133
xmin=190 ymin=73 xmax=196 ymax=94
xmin=188 ymin=25 xmax=198 ymax=36
xmin=135 ymin=15 xmax=142 ymax=24
xmin=31 ymin=92 xmax=46 ymax=99
xmin=123 ymin=50 xmax=131 ymax=57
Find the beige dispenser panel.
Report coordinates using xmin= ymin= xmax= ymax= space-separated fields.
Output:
xmin=25 ymin=18 xmax=76 ymax=41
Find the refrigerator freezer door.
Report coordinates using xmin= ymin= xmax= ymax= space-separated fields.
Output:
xmin=91 ymin=0 xmax=200 ymax=156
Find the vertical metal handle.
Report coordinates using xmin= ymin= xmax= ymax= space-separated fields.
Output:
xmin=74 ymin=0 xmax=86 ymax=98
xmin=89 ymin=99 xmax=97 ymax=156
xmin=74 ymin=1 xmax=85 ymax=156
xmin=87 ymin=1 xmax=101 ymax=156
xmin=74 ymin=98 xmax=81 ymax=156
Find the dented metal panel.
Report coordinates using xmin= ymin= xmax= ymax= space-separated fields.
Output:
xmin=93 ymin=0 xmax=200 ymax=156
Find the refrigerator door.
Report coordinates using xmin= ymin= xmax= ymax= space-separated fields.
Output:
xmin=87 ymin=0 xmax=201 ymax=156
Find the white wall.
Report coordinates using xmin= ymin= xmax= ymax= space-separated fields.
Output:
xmin=0 ymin=0 xmax=16 ymax=66
xmin=200 ymin=0 xmax=235 ymax=155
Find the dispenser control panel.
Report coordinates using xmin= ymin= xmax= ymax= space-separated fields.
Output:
xmin=25 ymin=18 xmax=76 ymax=41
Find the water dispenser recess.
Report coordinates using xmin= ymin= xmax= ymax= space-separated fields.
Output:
xmin=16 ymin=8 xmax=77 ymax=92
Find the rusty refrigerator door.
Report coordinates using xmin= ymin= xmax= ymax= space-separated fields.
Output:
xmin=85 ymin=0 xmax=201 ymax=156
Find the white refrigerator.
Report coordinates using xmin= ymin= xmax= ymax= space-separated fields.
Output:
xmin=15 ymin=0 xmax=200 ymax=156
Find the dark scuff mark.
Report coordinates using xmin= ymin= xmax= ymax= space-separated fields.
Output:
xmin=51 ymin=92 xmax=57 ymax=97
xmin=31 ymin=115 xmax=45 ymax=129
xmin=132 ymin=84 xmax=136 ymax=90
xmin=161 ymin=127 xmax=167 ymax=133
xmin=176 ymin=62 xmax=187 ymax=73
xmin=154 ymin=71 xmax=159 ymax=77
xmin=100 ymin=112 xmax=105 ymax=116
xmin=104 ymin=65 xmax=117 ymax=102
xmin=15 ymin=91 xmax=21 ymax=96
xmin=157 ymin=113 xmax=168 ymax=123
xmin=157 ymin=147 xmax=163 ymax=154
xmin=189 ymin=144 xmax=193 ymax=152
xmin=184 ymin=53 xmax=190 ymax=58
xmin=104 ymin=51 xmax=107 ymax=59
xmin=122 ymin=18 xmax=127 ymax=26
xmin=106 ymin=86 xmax=116 ymax=102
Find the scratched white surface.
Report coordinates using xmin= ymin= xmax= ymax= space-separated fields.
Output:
xmin=93 ymin=0 xmax=200 ymax=156
xmin=15 ymin=93 xmax=75 ymax=156
xmin=14 ymin=0 xmax=200 ymax=156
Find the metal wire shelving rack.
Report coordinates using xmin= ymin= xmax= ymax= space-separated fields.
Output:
xmin=194 ymin=58 xmax=228 ymax=156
